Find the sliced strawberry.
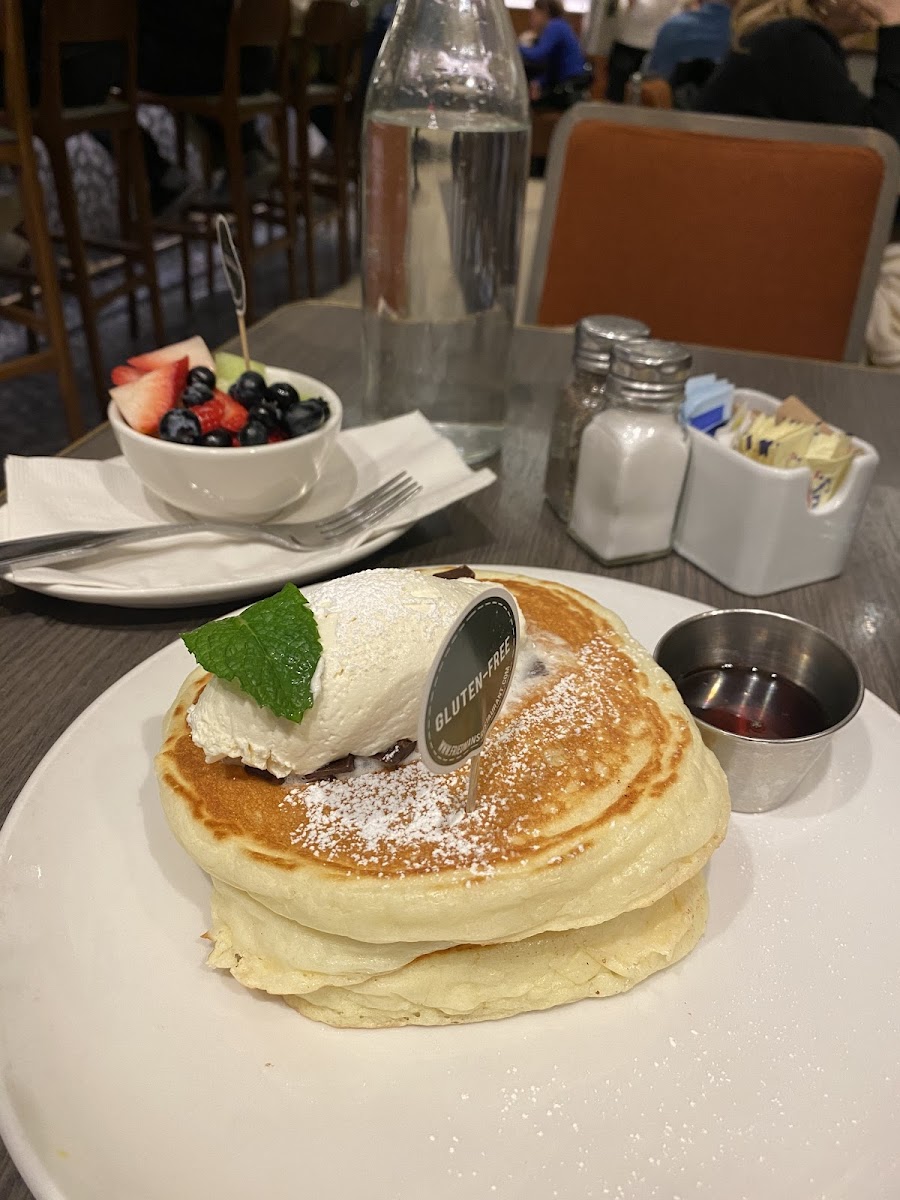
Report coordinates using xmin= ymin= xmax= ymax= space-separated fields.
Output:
xmin=217 ymin=392 xmax=249 ymax=433
xmin=111 ymin=357 xmax=190 ymax=435
xmin=111 ymin=364 xmax=141 ymax=386
xmin=267 ymin=429 xmax=287 ymax=444
xmin=191 ymin=397 xmax=225 ymax=435
xmin=127 ymin=335 xmax=215 ymax=375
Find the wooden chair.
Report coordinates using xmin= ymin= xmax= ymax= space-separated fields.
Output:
xmin=290 ymin=0 xmax=366 ymax=293
xmin=0 ymin=0 xmax=83 ymax=438
xmin=142 ymin=0 xmax=296 ymax=324
xmin=32 ymin=0 xmax=164 ymax=403
xmin=587 ymin=55 xmax=608 ymax=100
xmin=639 ymin=78 xmax=673 ymax=108
xmin=524 ymin=104 xmax=899 ymax=362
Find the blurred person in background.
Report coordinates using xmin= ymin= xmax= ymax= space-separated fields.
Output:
xmin=646 ymin=0 xmax=733 ymax=80
xmin=697 ymin=0 xmax=900 ymax=146
xmin=606 ymin=0 xmax=681 ymax=100
xmin=520 ymin=0 xmax=593 ymax=108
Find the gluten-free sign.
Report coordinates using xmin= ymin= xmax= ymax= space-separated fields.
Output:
xmin=419 ymin=587 xmax=519 ymax=802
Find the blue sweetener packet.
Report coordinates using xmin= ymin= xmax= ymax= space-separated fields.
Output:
xmin=682 ymin=375 xmax=734 ymax=433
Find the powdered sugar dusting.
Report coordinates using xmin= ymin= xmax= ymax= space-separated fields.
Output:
xmin=282 ymin=761 xmax=494 ymax=873
xmin=278 ymin=596 xmax=677 ymax=875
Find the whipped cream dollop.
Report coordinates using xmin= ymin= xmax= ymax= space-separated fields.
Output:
xmin=187 ymin=568 xmax=529 ymax=779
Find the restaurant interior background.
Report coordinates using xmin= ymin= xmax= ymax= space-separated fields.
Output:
xmin=3 ymin=2 xmax=900 ymax=1198
xmin=0 ymin=0 xmax=892 ymax=474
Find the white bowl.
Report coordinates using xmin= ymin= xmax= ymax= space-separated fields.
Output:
xmin=108 ymin=368 xmax=343 ymax=522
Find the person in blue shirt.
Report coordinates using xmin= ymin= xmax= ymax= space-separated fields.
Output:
xmin=646 ymin=1 xmax=733 ymax=80
xmin=520 ymin=0 xmax=593 ymax=108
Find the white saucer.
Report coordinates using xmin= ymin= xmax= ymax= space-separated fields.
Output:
xmin=0 ymin=438 xmax=407 ymax=608
xmin=1 ymin=567 xmax=898 ymax=1199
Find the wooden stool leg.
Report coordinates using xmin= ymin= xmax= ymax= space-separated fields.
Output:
xmin=43 ymin=132 xmax=106 ymax=401
xmin=113 ymin=128 xmax=140 ymax=340
xmin=22 ymin=285 xmax=39 ymax=355
xmin=334 ymin=99 xmax=350 ymax=283
xmin=223 ymin=114 xmax=255 ymax=322
xmin=273 ymin=108 xmax=298 ymax=301
xmin=128 ymin=117 xmax=165 ymax=346
xmin=175 ymin=112 xmax=193 ymax=312
xmin=18 ymin=149 xmax=84 ymax=437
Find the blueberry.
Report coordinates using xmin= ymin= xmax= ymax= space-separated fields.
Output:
xmin=305 ymin=396 xmax=331 ymax=421
xmin=238 ymin=419 xmax=268 ymax=446
xmin=248 ymin=399 xmax=280 ymax=430
xmin=283 ymin=399 xmax=328 ymax=438
xmin=265 ymin=380 xmax=299 ymax=414
xmin=181 ymin=381 xmax=214 ymax=407
xmin=159 ymin=408 xmax=201 ymax=444
xmin=229 ymin=370 xmax=267 ymax=407
xmin=186 ymin=365 xmax=215 ymax=390
xmin=200 ymin=428 xmax=231 ymax=447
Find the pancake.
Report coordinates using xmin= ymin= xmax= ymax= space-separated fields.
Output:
xmin=156 ymin=571 xmax=730 ymax=1026
xmin=213 ymin=873 xmax=708 ymax=1027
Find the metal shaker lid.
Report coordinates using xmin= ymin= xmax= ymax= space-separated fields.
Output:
xmin=607 ymin=339 xmax=692 ymax=404
xmin=610 ymin=338 xmax=692 ymax=383
xmin=574 ymin=315 xmax=651 ymax=373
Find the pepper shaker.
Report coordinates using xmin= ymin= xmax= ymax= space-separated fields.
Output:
xmin=569 ymin=339 xmax=692 ymax=565
xmin=544 ymin=315 xmax=650 ymax=523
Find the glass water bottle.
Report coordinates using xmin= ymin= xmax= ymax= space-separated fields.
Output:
xmin=361 ymin=0 xmax=531 ymax=464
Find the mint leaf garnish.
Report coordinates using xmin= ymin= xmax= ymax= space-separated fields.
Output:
xmin=181 ymin=584 xmax=322 ymax=723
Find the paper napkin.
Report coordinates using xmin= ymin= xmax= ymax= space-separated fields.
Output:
xmin=2 ymin=412 xmax=495 ymax=592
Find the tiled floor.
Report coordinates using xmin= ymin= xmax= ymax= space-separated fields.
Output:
xmin=0 ymin=221 xmax=347 ymax=482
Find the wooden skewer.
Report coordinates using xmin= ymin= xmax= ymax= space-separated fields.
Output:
xmin=238 ymin=312 xmax=250 ymax=371
xmin=465 ymin=750 xmax=481 ymax=813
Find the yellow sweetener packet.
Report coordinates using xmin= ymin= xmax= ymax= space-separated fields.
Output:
xmin=742 ymin=412 xmax=777 ymax=461
xmin=804 ymin=431 xmax=857 ymax=507
xmin=768 ymin=420 xmax=816 ymax=468
xmin=806 ymin=450 xmax=855 ymax=508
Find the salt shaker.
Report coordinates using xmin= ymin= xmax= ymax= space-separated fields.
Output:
xmin=544 ymin=315 xmax=650 ymax=522
xmin=569 ymin=339 xmax=692 ymax=565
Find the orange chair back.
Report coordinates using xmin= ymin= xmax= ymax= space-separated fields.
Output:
xmin=529 ymin=107 xmax=897 ymax=361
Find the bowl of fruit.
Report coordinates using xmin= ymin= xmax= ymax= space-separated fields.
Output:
xmin=107 ymin=337 xmax=342 ymax=521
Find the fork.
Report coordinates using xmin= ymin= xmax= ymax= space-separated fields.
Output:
xmin=0 ymin=472 xmax=422 ymax=571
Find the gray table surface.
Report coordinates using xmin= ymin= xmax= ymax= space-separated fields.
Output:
xmin=2 ymin=300 xmax=899 ymax=1199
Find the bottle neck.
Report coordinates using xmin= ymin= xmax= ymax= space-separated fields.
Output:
xmin=366 ymin=0 xmax=529 ymax=124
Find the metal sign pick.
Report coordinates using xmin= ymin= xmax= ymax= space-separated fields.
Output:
xmin=418 ymin=587 xmax=519 ymax=812
xmin=215 ymin=213 xmax=250 ymax=369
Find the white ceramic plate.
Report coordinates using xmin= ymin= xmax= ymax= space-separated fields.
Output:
xmin=1 ymin=567 xmax=898 ymax=1200
xmin=0 ymin=437 xmax=406 ymax=608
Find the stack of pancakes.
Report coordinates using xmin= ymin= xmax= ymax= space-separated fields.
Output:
xmin=157 ymin=571 xmax=730 ymax=1027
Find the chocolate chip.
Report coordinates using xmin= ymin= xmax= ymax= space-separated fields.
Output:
xmin=433 ymin=565 xmax=476 ymax=580
xmin=528 ymin=658 xmax=548 ymax=677
xmin=302 ymin=754 xmax=356 ymax=782
xmin=373 ymin=738 xmax=416 ymax=767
